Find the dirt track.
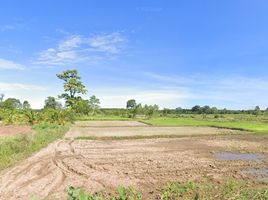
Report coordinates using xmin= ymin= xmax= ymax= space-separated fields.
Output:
xmin=0 ymin=121 xmax=267 ymax=200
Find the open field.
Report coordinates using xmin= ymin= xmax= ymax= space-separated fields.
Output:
xmin=0 ymin=121 xmax=267 ymax=199
xmin=143 ymin=117 xmax=268 ymax=134
xmin=65 ymin=121 xmax=246 ymax=139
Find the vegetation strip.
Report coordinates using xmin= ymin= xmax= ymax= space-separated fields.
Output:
xmin=0 ymin=123 xmax=69 ymax=170
xmin=74 ymin=132 xmax=245 ymax=141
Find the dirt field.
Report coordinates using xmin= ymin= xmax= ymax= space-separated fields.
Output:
xmin=65 ymin=120 xmax=245 ymax=138
xmin=0 ymin=125 xmax=31 ymax=137
xmin=0 ymin=121 xmax=267 ymax=200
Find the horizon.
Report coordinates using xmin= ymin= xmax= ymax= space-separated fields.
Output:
xmin=1 ymin=1 xmax=268 ymax=110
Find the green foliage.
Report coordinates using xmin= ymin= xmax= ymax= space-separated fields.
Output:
xmin=67 ymin=186 xmax=142 ymax=200
xmin=159 ymin=180 xmax=268 ymax=200
xmin=0 ymin=123 xmax=68 ymax=170
xmin=44 ymin=96 xmax=62 ymax=109
xmin=89 ymin=95 xmax=100 ymax=115
xmin=57 ymin=69 xmax=87 ymax=108
xmin=126 ymin=99 xmax=136 ymax=110
xmin=1 ymin=98 xmax=22 ymax=110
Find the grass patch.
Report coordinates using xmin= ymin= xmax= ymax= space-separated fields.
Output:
xmin=0 ymin=123 xmax=69 ymax=170
xmin=159 ymin=179 xmax=268 ymax=200
xmin=74 ymin=132 xmax=241 ymax=141
xmin=143 ymin=118 xmax=268 ymax=134
xmin=65 ymin=179 xmax=268 ymax=200
xmin=67 ymin=185 xmax=142 ymax=200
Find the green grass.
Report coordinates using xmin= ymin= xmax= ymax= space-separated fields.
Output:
xmin=67 ymin=185 xmax=142 ymax=200
xmin=65 ymin=179 xmax=268 ymax=200
xmin=0 ymin=123 xmax=69 ymax=170
xmin=143 ymin=118 xmax=268 ymax=134
xmin=159 ymin=180 xmax=268 ymax=200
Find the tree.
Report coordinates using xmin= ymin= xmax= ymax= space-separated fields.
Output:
xmin=0 ymin=94 xmax=4 ymax=103
xmin=254 ymin=106 xmax=261 ymax=115
xmin=22 ymin=101 xmax=31 ymax=109
xmin=210 ymin=107 xmax=218 ymax=114
xmin=44 ymin=96 xmax=62 ymax=109
xmin=126 ymin=99 xmax=136 ymax=109
xmin=1 ymin=98 xmax=22 ymax=110
xmin=191 ymin=105 xmax=202 ymax=113
xmin=144 ymin=104 xmax=159 ymax=118
xmin=89 ymin=95 xmax=100 ymax=115
xmin=73 ymin=99 xmax=91 ymax=115
xmin=57 ymin=69 xmax=87 ymax=107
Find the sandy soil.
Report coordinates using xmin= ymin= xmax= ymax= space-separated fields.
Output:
xmin=0 ymin=122 xmax=267 ymax=200
xmin=0 ymin=125 xmax=31 ymax=136
xmin=65 ymin=121 xmax=245 ymax=138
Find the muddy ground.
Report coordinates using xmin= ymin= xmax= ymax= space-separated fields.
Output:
xmin=0 ymin=124 xmax=31 ymax=137
xmin=0 ymin=121 xmax=267 ymax=200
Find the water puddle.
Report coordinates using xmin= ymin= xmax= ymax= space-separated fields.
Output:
xmin=242 ymin=168 xmax=268 ymax=181
xmin=214 ymin=152 xmax=264 ymax=162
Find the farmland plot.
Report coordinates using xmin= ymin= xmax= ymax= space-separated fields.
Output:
xmin=0 ymin=121 xmax=267 ymax=200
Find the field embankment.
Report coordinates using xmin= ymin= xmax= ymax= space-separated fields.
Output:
xmin=0 ymin=123 xmax=69 ymax=170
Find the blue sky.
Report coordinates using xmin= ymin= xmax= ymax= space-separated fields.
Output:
xmin=0 ymin=0 xmax=268 ymax=109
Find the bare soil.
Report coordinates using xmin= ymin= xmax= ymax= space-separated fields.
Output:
xmin=65 ymin=121 xmax=245 ymax=138
xmin=0 ymin=121 xmax=267 ymax=200
xmin=0 ymin=125 xmax=31 ymax=137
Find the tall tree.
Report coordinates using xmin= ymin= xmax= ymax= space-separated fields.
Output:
xmin=89 ymin=95 xmax=100 ymax=115
xmin=57 ymin=69 xmax=87 ymax=107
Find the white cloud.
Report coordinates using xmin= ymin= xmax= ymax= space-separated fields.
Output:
xmin=143 ymin=72 xmax=268 ymax=109
xmin=35 ymin=32 xmax=127 ymax=66
xmin=0 ymin=82 xmax=47 ymax=91
xmin=0 ymin=58 xmax=24 ymax=70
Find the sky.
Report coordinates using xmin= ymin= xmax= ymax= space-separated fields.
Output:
xmin=0 ymin=0 xmax=268 ymax=109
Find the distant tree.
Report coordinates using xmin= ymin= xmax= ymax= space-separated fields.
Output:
xmin=22 ymin=101 xmax=31 ymax=109
xmin=191 ymin=105 xmax=202 ymax=113
xmin=175 ymin=107 xmax=183 ymax=114
xmin=44 ymin=96 xmax=62 ymax=109
xmin=163 ymin=108 xmax=169 ymax=117
xmin=144 ymin=104 xmax=159 ymax=118
xmin=210 ymin=107 xmax=218 ymax=114
xmin=254 ymin=106 xmax=261 ymax=115
xmin=57 ymin=69 xmax=87 ymax=107
xmin=126 ymin=99 xmax=137 ymax=109
xmin=89 ymin=95 xmax=100 ymax=115
xmin=202 ymin=105 xmax=211 ymax=114
xmin=1 ymin=98 xmax=22 ymax=110
xmin=0 ymin=94 xmax=4 ymax=103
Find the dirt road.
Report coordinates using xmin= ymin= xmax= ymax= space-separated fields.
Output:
xmin=0 ymin=121 xmax=267 ymax=200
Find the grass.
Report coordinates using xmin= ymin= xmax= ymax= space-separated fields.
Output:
xmin=159 ymin=179 xmax=268 ymax=200
xmin=143 ymin=117 xmax=268 ymax=134
xmin=65 ymin=179 xmax=268 ymax=200
xmin=0 ymin=123 xmax=69 ymax=170
xmin=67 ymin=185 xmax=142 ymax=200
